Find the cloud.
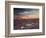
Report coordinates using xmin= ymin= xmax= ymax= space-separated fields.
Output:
xmin=14 ymin=8 xmax=39 ymax=15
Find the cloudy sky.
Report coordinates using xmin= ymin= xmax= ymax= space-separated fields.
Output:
xmin=14 ymin=8 xmax=39 ymax=16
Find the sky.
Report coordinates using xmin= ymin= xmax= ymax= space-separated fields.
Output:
xmin=14 ymin=8 xmax=39 ymax=15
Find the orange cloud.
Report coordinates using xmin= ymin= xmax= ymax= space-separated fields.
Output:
xmin=14 ymin=15 xmax=39 ymax=19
